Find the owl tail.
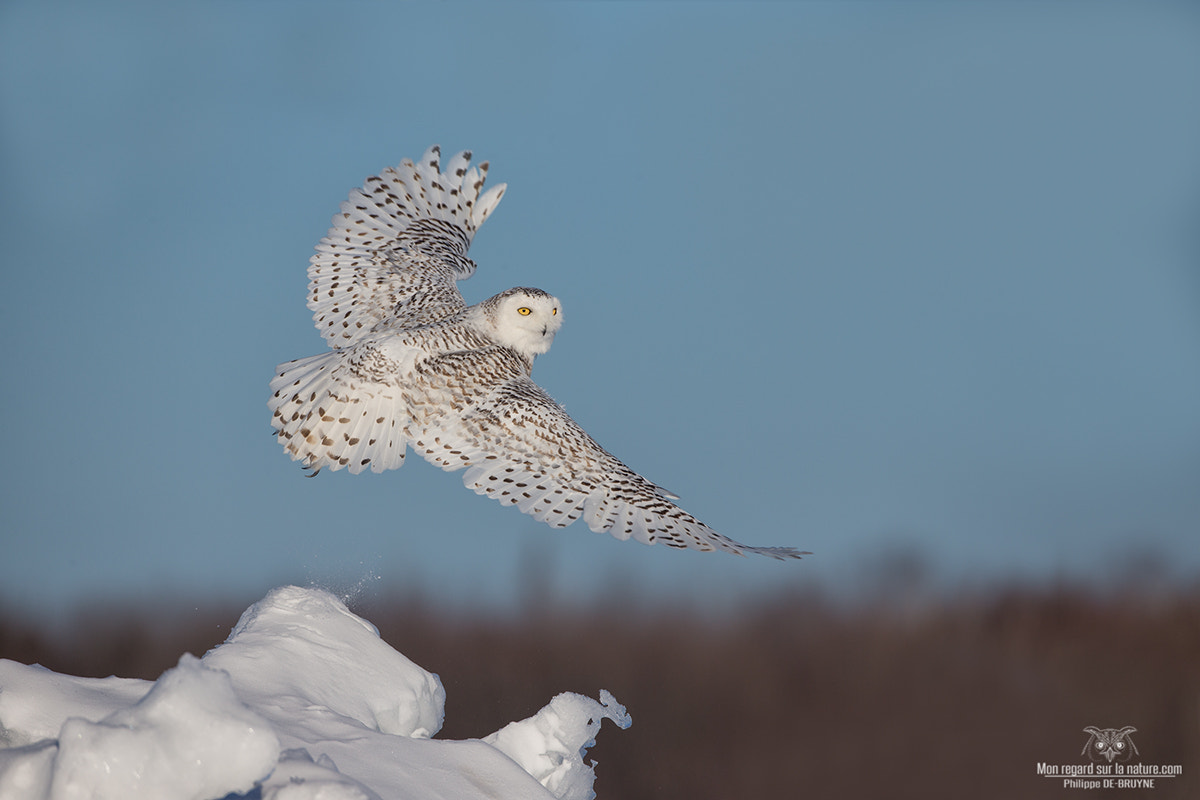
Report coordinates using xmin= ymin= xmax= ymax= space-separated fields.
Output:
xmin=269 ymin=352 xmax=408 ymax=475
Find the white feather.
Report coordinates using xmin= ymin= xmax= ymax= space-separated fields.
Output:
xmin=272 ymin=146 xmax=808 ymax=560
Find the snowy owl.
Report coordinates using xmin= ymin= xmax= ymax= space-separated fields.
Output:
xmin=270 ymin=146 xmax=806 ymax=560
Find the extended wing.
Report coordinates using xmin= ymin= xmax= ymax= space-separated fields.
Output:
xmin=415 ymin=375 xmax=807 ymax=560
xmin=308 ymin=146 xmax=506 ymax=347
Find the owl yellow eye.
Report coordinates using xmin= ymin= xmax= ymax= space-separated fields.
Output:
xmin=552 ymin=308 xmax=558 ymax=315
xmin=517 ymin=307 xmax=532 ymax=316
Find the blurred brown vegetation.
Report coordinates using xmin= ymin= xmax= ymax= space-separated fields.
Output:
xmin=2 ymin=583 xmax=1197 ymax=800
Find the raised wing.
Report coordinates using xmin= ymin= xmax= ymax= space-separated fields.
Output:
xmin=415 ymin=375 xmax=807 ymax=560
xmin=308 ymin=146 xmax=506 ymax=347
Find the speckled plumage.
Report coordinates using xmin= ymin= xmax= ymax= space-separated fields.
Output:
xmin=270 ymin=146 xmax=806 ymax=560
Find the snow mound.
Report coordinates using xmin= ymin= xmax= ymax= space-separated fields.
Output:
xmin=485 ymin=690 xmax=632 ymax=800
xmin=0 ymin=654 xmax=278 ymax=800
xmin=204 ymin=585 xmax=445 ymax=739
xmin=0 ymin=586 xmax=630 ymax=800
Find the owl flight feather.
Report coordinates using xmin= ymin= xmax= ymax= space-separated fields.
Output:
xmin=270 ymin=146 xmax=807 ymax=560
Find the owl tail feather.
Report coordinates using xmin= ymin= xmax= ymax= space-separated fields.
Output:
xmin=269 ymin=352 xmax=408 ymax=475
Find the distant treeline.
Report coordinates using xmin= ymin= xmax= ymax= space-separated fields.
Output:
xmin=2 ymin=584 xmax=1197 ymax=800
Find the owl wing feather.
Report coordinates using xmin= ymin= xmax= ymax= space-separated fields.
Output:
xmin=415 ymin=374 xmax=808 ymax=560
xmin=308 ymin=145 xmax=506 ymax=347
xmin=280 ymin=146 xmax=805 ymax=559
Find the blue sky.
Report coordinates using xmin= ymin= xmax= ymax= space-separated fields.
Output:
xmin=2 ymin=2 xmax=1198 ymax=623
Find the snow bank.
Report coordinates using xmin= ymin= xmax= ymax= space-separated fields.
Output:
xmin=0 ymin=586 xmax=631 ymax=800
xmin=485 ymin=690 xmax=632 ymax=800
xmin=204 ymin=586 xmax=445 ymax=739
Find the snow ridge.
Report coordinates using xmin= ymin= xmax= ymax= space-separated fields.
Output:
xmin=0 ymin=586 xmax=630 ymax=800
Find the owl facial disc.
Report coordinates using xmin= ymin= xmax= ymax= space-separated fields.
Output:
xmin=486 ymin=287 xmax=562 ymax=357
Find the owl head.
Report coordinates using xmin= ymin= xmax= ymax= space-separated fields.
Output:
xmin=481 ymin=287 xmax=562 ymax=357
xmin=1082 ymin=727 xmax=1139 ymax=763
